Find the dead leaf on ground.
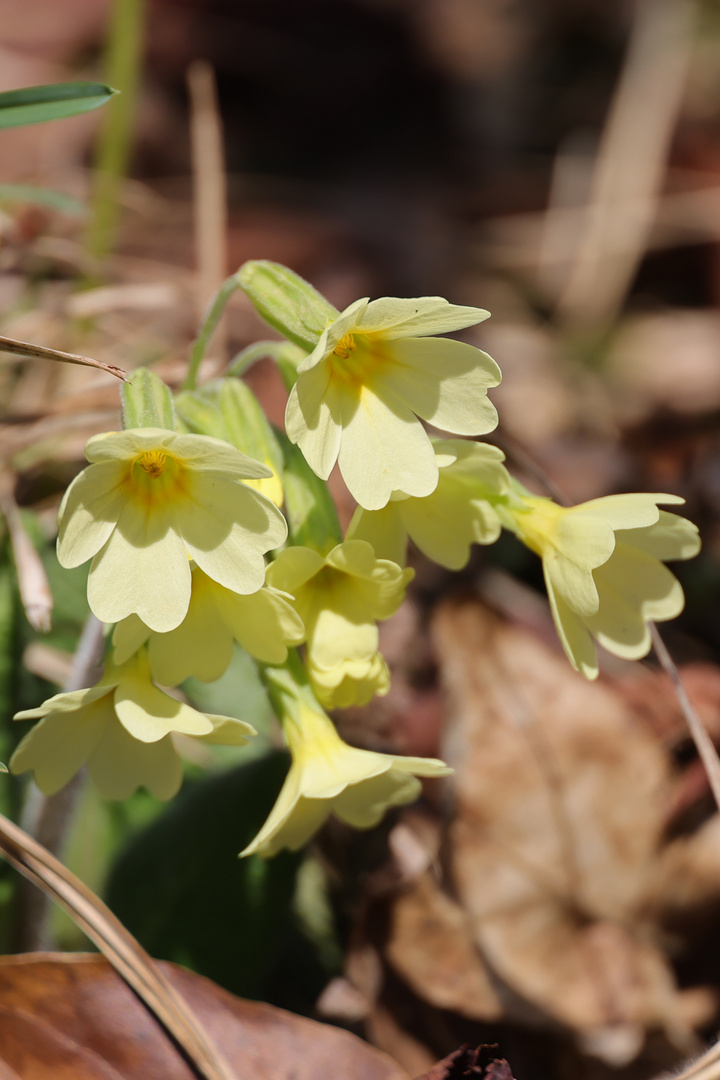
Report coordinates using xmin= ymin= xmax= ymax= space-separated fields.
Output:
xmin=385 ymin=870 xmax=502 ymax=1022
xmin=0 ymin=953 xmax=409 ymax=1080
xmin=432 ymin=597 xmax=717 ymax=1066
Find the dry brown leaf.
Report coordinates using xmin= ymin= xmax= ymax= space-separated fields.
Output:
xmin=385 ymin=872 xmax=502 ymax=1021
xmin=0 ymin=953 xmax=410 ymax=1080
xmin=432 ymin=597 xmax=716 ymax=1064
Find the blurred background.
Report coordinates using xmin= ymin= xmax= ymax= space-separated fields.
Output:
xmin=2 ymin=1 xmax=720 ymax=1078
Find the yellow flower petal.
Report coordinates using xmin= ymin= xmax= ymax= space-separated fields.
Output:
xmin=285 ymin=363 xmax=342 ymax=479
xmin=242 ymin=694 xmax=451 ymax=858
xmin=57 ymin=462 xmax=127 ymax=568
xmin=354 ymin=296 xmax=490 ymax=338
xmin=269 ymin=541 xmax=411 ymax=707
xmin=88 ymin=724 xmax=183 ymax=800
xmin=509 ymin=491 xmax=699 ymax=677
xmin=88 ymin=502 xmax=191 ymax=633
xmin=377 ymin=337 xmax=500 ymax=435
xmin=337 ymin=385 xmax=438 ymax=510
xmin=346 ymin=502 xmax=407 ymax=566
xmin=10 ymin=694 xmax=113 ymax=794
xmin=544 ymin=567 xmax=599 ymax=679
xmin=177 ymin=476 xmax=286 ymax=596
xmin=285 ymin=294 xmax=500 ymax=509
xmin=59 ymin=428 xmax=287 ymax=633
xmin=114 ymin=667 xmax=214 ymax=742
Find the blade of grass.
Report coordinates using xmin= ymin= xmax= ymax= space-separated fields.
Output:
xmin=0 ymin=82 xmax=116 ymax=129
xmin=86 ymin=0 xmax=146 ymax=259
xmin=187 ymin=60 xmax=228 ymax=370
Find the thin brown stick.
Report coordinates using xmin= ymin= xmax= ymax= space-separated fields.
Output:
xmin=0 ymin=813 xmax=238 ymax=1080
xmin=557 ymin=0 xmax=696 ymax=326
xmin=187 ymin=60 xmax=228 ymax=364
xmin=651 ymin=625 xmax=720 ymax=811
xmin=0 ymin=335 xmax=127 ymax=380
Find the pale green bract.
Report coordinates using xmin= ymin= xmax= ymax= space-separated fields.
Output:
xmin=113 ymin=567 xmax=305 ymax=684
xmin=56 ymin=428 xmax=288 ymax=633
xmin=347 ymin=438 xmax=509 ymax=568
xmin=241 ymin=695 xmax=451 ymax=858
xmin=266 ymin=539 xmax=413 ymax=708
xmin=285 ymin=296 xmax=501 ymax=510
xmin=502 ymin=491 xmax=701 ymax=679
xmin=10 ymin=650 xmax=255 ymax=799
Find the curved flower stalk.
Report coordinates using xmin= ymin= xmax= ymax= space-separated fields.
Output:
xmin=285 ymin=296 xmax=501 ymax=510
xmin=10 ymin=650 xmax=255 ymax=799
xmin=57 ymin=428 xmax=288 ymax=633
xmin=242 ymin=660 xmax=451 ymax=858
xmin=346 ymin=438 xmax=509 ymax=568
xmin=266 ymin=539 xmax=413 ymax=707
xmin=501 ymin=487 xmax=701 ymax=678
xmin=113 ymin=566 xmax=305 ymax=684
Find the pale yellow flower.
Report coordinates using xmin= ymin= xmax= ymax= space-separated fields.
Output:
xmin=502 ymin=491 xmax=700 ymax=678
xmin=57 ymin=428 xmax=288 ymax=633
xmin=242 ymin=684 xmax=451 ymax=858
xmin=10 ymin=651 xmax=255 ymax=799
xmin=113 ymin=565 xmax=305 ymax=684
xmin=285 ymin=296 xmax=501 ymax=510
xmin=347 ymin=439 xmax=508 ymax=568
xmin=266 ymin=540 xmax=412 ymax=707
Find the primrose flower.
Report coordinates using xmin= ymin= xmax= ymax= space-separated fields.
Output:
xmin=242 ymin=690 xmax=451 ymax=858
xmin=347 ymin=438 xmax=509 ymax=568
xmin=113 ymin=566 xmax=305 ymax=684
xmin=57 ymin=428 xmax=288 ymax=633
xmin=502 ymin=490 xmax=701 ymax=679
xmin=266 ymin=539 xmax=413 ymax=708
xmin=10 ymin=650 xmax=255 ymax=799
xmin=285 ymin=296 xmax=501 ymax=510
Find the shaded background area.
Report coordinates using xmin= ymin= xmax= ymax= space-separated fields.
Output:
xmin=2 ymin=1 xmax=720 ymax=1078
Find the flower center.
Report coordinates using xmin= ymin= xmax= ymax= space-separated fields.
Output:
xmin=333 ymin=333 xmax=357 ymax=360
xmin=329 ymin=333 xmax=384 ymax=386
xmin=137 ymin=450 xmax=167 ymax=478
xmin=507 ymin=496 xmax=564 ymax=558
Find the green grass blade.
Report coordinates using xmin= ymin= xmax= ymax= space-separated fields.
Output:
xmin=0 ymin=82 xmax=117 ymax=130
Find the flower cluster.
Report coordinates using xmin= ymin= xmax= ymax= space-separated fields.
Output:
xmin=10 ymin=262 xmax=702 ymax=860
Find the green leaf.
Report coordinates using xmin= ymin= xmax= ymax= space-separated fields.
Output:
xmin=0 ymin=82 xmax=117 ymax=130
xmin=105 ymin=753 xmax=333 ymax=1012
xmin=237 ymin=261 xmax=338 ymax=352
xmin=0 ymin=184 xmax=88 ymax=216
xmin=121 ymin=367 xmax=176 ymax=430
xmin=176 ymin=379 xmax=284 ymax=502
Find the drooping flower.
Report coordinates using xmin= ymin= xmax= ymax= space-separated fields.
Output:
xmin=501 ymin=489 xmax=701 ymax=679
xmin=57 ymin=428 xmax=288 ymax=633
xmin=285 ymin=296 xmax=501 ymax=510
xmin=266 ymin=539 xmax=413 ymax=707
xmin=113 ymin=565 xmax=305 ymax=684
xmin=10 ymin=650 xmax=254 ymax=799
xmin=242 ymin=673 xmax=451 ymax=858
xmin=347 ymin=438 xmax=509 ymax=568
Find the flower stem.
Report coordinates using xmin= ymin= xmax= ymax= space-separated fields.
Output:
xmin=182 ymin=274 xmax=241 ymax=391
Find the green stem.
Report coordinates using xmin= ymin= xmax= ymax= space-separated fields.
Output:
xmin=86 ymin=0 xmax=146 ymax=259
xmin=182 ymin=274 xmax=241 ymax=390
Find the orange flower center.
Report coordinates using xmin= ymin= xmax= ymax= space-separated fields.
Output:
xmin=137 ymin=450 xmax=167 ymax=478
